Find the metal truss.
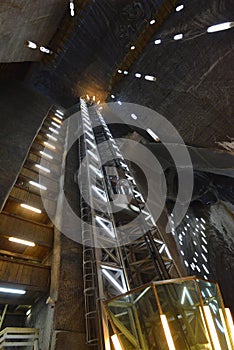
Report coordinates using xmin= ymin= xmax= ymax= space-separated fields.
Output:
xmin=78 ymin=99 xmax=180 ymax=348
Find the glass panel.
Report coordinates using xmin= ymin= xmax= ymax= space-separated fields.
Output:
xmin=155 ymin=280 xmax=211 ymax=349
xmin=106 ymin=278 xmax=233 ymax=350
xmin=197 ymin=279 xmax=230 ymax=349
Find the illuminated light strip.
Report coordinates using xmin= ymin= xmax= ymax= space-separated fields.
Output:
xmin=146 ymin=128 xmax=160 ymax=141
xmin=55 ymin=109 xmax=64 ymax=116
xmin=40 ymin=151 xmax=53 ymax=159
xmin=35 ymin=164 xmax=50 ymax=173
xmin=70 ymin=0 xmax=75 ymax=16
xmin=54 ymin=113 xmax=63 ymax=119
xmin=87 ymin=149 xmax=99 ymax=162
xmin=46 ymin=134 xmax=57 ymax=142
xmin=51 ymin=121 xmax=61 ymax=129
xmin=141 ymin=210 xmax=152 ymax=221
xmin=174 ymin=33 xmax=183 ymax=40
xmin=26 ymin=309 xmax=31 ymax=316
xmin=133 ymin=189 xmax=144 ymax=201
xmin=219 ymin=308 xmax=233 ymax=350
xmin=207 ymin=22 xmax=234 ymax=33
xmin=111 ymin=334 xmax=123 ymax=350
xmin=89 ymin=164 xmax=103 ymax=179
xmin=181 ymin=286 xmax=194 ymax=305
xmin=133 ymin=287 xmax=151 ymax=304
xmin=86 ymin=138 xmax=96 ymax=149
xmin=202 ymin=264 xmax=209 ymax=274
xmin=203 ymin=306 xmax=222 ymax=350
xmin=92 ymin=185 xmax=107 ymax=202
xmin=201 ymin=253 xmax=208 ymax=262
xmin=52 ymin=117 xmax=62 ymax=124
xmin=95 ymin=216 xmax=115 ymax=238
xmin=9 ymin=237 xmax=35 ymax=247
xmin=20 ymin=203 xmax=42 ymax=214
xmin=0 ymin=287 xmax=26 ymax=295
xmin=159 ymin=244 xmax=165 ymax=254
xmin=44 ymin=142 xmax=56 ymax=150
xmin=176 ymin=4 xmax=184 ymax=12
xmin=125 ymin=174 xmax=136 ymax=185
xmin=160 ymin=314 xmax=176 ymax=350
xmin=49 ymin=127 xmax=59 ymax=135
xmin=165 ymin=246 xmax=172 ymax=260
xmin=85 ymin=130 xmax=95 ymax=140
xmin=206 ymin=288 xmax=212 ymax=298
xmin=225 ymin=308 xmax=234 ymax=346
xmin=29 ymin=181 xmax=47 ymax=191
xmin=26 ymin=40 xmax=37 ymax=49
xmin=145 ymin=75 xmax=156 ymax=82
xmin=102 ymin=269 xmax=126 ymax=294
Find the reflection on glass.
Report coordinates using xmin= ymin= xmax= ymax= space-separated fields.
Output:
xmin=105 ymin=277 xmax=234 ymax=350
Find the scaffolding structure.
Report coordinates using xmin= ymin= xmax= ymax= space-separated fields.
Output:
xmin=78 ymin=99 xmax=180 ymax=348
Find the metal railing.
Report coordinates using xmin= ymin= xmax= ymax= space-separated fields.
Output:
xmin=0 ymin=327 xmax=39 ymax=349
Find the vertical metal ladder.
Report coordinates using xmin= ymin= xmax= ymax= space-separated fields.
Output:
xmin=78 ymin=99 xmax=180 ymax=348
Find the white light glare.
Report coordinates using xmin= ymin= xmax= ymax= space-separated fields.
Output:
xmin=40 ymin=47 xmax=51 ymax=54
xmin=40 ymin=151 xmax=53 ymax=160
xmin=203 ymin=306 xmax=222 ymax=350
xmin=123 ymin=71 xmax=128 ymax=75
xmin=46 ymin=134 xmax=57 ymax=142
xmin=207 ymin=22 xmax=234 ymax=33
xmin=225 ymin=308 xmax=234 ymax=346
xmin=154 ymin=39 xmax=162 ymax=45
xmin=52 ymin=117 xmax=62 ymax=124
xmin=44 ymin=142 xmax=56 ymax=150
xmin=150 ymin=19 xmax=156 ymax=25
xmin=29 ymin=181 xmax=47 ymax=191
xmin=176 ymin=4 xmax=184 ymax=12
xmin=102 ymin=269 xmax=126 ymax=293
xmin=0 ymin=287 xmax=26 ymax=295
xmin=160 ymin=315 xmax=176 ymax=350
xmin=26 ymin=309 xmax=31 ymax=316
xmin=118 ymin=69 xmax=122 ymax=74
xmin=111 ymin=94 xmax=115 ymax=99
xmin=49 ymin=127 xmax=59 ymax=135
xmin=35 ymin=164 xmax=50 ymax=173
xmin=135 ymin=73 xmax=142 ymax=78
xmin=70 ymin=0 xmax=75 ymax=16
xmin=174 ymin=33 xmax=183 ymax=40
xmin=20 ymin=203 xmax=42 ymax=214
xmin=145 ymin=75 xmax=156 ymax=81
xmin=111 ymin=334 xmax=123 ymax=350
xmin=9 ymin=237 xmax=35 ymax=247
xmin=118 ymin=101 xmax=122 ymax=105
xmin=130 ymin=45 xmax=135 ymax=50
xmin=146 ymin=128 xmax=160 ymax=141
xmin=51 ymin=121 xmax=61 ymax=129
xmin=55 ymin=109 xmax=64 ymax=116
xmin=55 ymin=112 xmax=63 ymax=119
xmin=26 ymin=40 xmax=37 ymax=49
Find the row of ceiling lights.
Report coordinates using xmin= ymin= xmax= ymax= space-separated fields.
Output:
xmin=0 ymin=108 xmax=65 ymax=296
xmin=115 ymin=2 xmax=233 ymax=84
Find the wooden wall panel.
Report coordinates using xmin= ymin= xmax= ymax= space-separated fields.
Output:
xmin=0 ymin=257 xmax=50 ymax=292
xmin=0 ymin=213 xmax=53 ymax=247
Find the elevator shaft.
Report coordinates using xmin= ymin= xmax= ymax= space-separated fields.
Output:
xmin=78 ymin=100 xmax=179 ymax=348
